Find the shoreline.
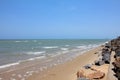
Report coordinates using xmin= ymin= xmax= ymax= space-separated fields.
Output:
xmin=0 ymin=46 xmax=102 ymax=80
xmin=0 ymin=43 xmax=112 ymax=80
xmin=26 ymin=46 xmax=103 ymax=80
xmin=0 ymin=45 xmax=98 ymax=69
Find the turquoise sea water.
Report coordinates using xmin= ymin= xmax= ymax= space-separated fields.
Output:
xmin=0 ymin=39 xmax=108 ymax=67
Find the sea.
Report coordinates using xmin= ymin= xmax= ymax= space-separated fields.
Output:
xmin=0 ymin=39 xmax=108 ymax=69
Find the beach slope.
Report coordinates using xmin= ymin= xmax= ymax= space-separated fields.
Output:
xmin=27 ymin=47 xmax=105 ymax=80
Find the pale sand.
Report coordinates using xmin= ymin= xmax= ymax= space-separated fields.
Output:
xmin=26 ymin=46 xmax=109 ymax=80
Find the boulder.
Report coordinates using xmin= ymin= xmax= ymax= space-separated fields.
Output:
xmin=115 ymin=50 xmax=120 ymax=58
xmin=84 ymin=64 xmax=92 ymax=69
xmin=94 ymin=60 xmax=104 ymax=66
xmin=102 ymin=52 xmax=111 ymax=64
xmin=87 ymin=71 xmax=105 ymax=79
xmin=77 ymin=78 xmax=89 ymax=80
xmin=77 ymin=70 xmax=86 ymax=78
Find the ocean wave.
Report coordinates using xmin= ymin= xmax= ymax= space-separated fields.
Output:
xmin=33 ymin=40 xmax=37 ymax=42
xmin=0 ymin=55 xmax=46 ymax=69
xmin=15 ymin=40 xmax=28 ymax=43
xmin=26 ymin=51 xmax=45 ymax=55
xmin=34 ymin=56 xmax=46 ymax=59
xmin=88 ymin=44 xmax=99 ymax=48
xmin=61 ymin=48 xmax=68 ymax=51
xmin=15 ymin=41 xmax=20 ymax=42
xmin=76 ymin=44 xmax=99 ymax=49
xmin=65 ymin=45 xmax=69 ymax=47
xmin=0 ymin=62 xmax=20 ymax=69
xmin=43 ymin=46 xmax=58 ymax=49
xmin=27 ymin=56 xmax=46 ymax=61
xmin=76 ymin=45 xmax=87 ymax=49
xmin=38 ymin=42 xmax=42 ymax=44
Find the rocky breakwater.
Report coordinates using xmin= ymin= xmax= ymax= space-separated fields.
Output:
xmin=111 ymin=36 xmax=120 ymax=80
xmin=76 ymin=38 xmax=114 ymax=80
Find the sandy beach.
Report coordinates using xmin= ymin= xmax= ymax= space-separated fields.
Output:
xmin=26 ymin=46 xmax=109 ymax=80
xmin=0 ymin=45 xmax=111 ymax=80
xmin=0 ymin=40 xmax=108 ymax=80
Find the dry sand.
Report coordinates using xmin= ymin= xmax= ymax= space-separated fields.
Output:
xmin=26 ymin=46 xmax=109 ymax=80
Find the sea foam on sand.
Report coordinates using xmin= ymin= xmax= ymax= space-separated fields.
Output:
xmin=0 ymin=55 xmax=46 ymax=69
xmin=0 ymin=62 xmax=20 ymax=69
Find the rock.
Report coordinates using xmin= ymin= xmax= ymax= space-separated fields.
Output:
xmin=77 ymin=77 xmax=89 ymax=80
xmin=94 ymin=52 xmax=97 ymax=54
xmin=115 ymin=50 xmax=120 ymax=58
xmin=102 ymin=52 xmax=111 ymax=64
xmin=94 ymin=60 xmax=104 ymax=66
xmin=76 ymin=70 xmax=86 ymax=78
xmin=113 ymin=57 xmax=120 ymax=70
xmin=77 ymin=70 xmax=90 ymax=80
xmin=110 ymin=36 xmax=120 ymax=80
xmin=105 ymin=43 xmax=111 ymax=48
xmin=84 ymin=64 xmax=92 ymax=69
xmin=87 ymin=71 xmax=105 ymax=79
xmin=115 ymin=69 xmax=120 ymax=79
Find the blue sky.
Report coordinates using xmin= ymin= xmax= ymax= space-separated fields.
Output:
xmin=0 ymin=0 xmax=120 ymax=39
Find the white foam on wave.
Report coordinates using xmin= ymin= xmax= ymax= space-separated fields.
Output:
xmin=28 ymin=58 xmax=35 ymax=61
xmin=105 ymin=41 xmax=109 ymax=44
xmin=27 ymin=56 xmax=46 ymax=61
xmin=35 ymin=56 xmax=46 ymax=59
xmin=61 ymin=48 xmax=68 ymax=51
xmin=0 ymin=56 xmax=46 ymax=69
xmin=88 ymin=44 xmax=100 ymax=48
xmin=26 ymin=51 xmax=45 ymax=55
xmin=24 ymin=40 xmax=28 ymax=42
xmin=15 ymin=40 xmax=28 ymax=43
xmin=33 ymin=40 xmax=37 ymax=42
xmin=15 ymin=41 xmax=21 ymax=42
xmin=50 ymin=52 xmax=62 ymax=57
xmin=43 ymin=46 xmax=58 ymax=49
xmin=76 ymin=45 xmax=87 ymax=49
xmin=38 ymin=42 xmax=41 ymax=44
xmin=50 ymin=50 xmax=69 ymax=58
xmin=76 ymin=44 xmax=99 ymax=50
xmin=65 ymin=45 xmax=69 ymax=47
xmin=0 ymin=62 xmax=19 ymax=69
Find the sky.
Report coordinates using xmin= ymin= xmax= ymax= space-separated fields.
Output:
xmin=0 ymin=0 xmax=120 ymax=39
